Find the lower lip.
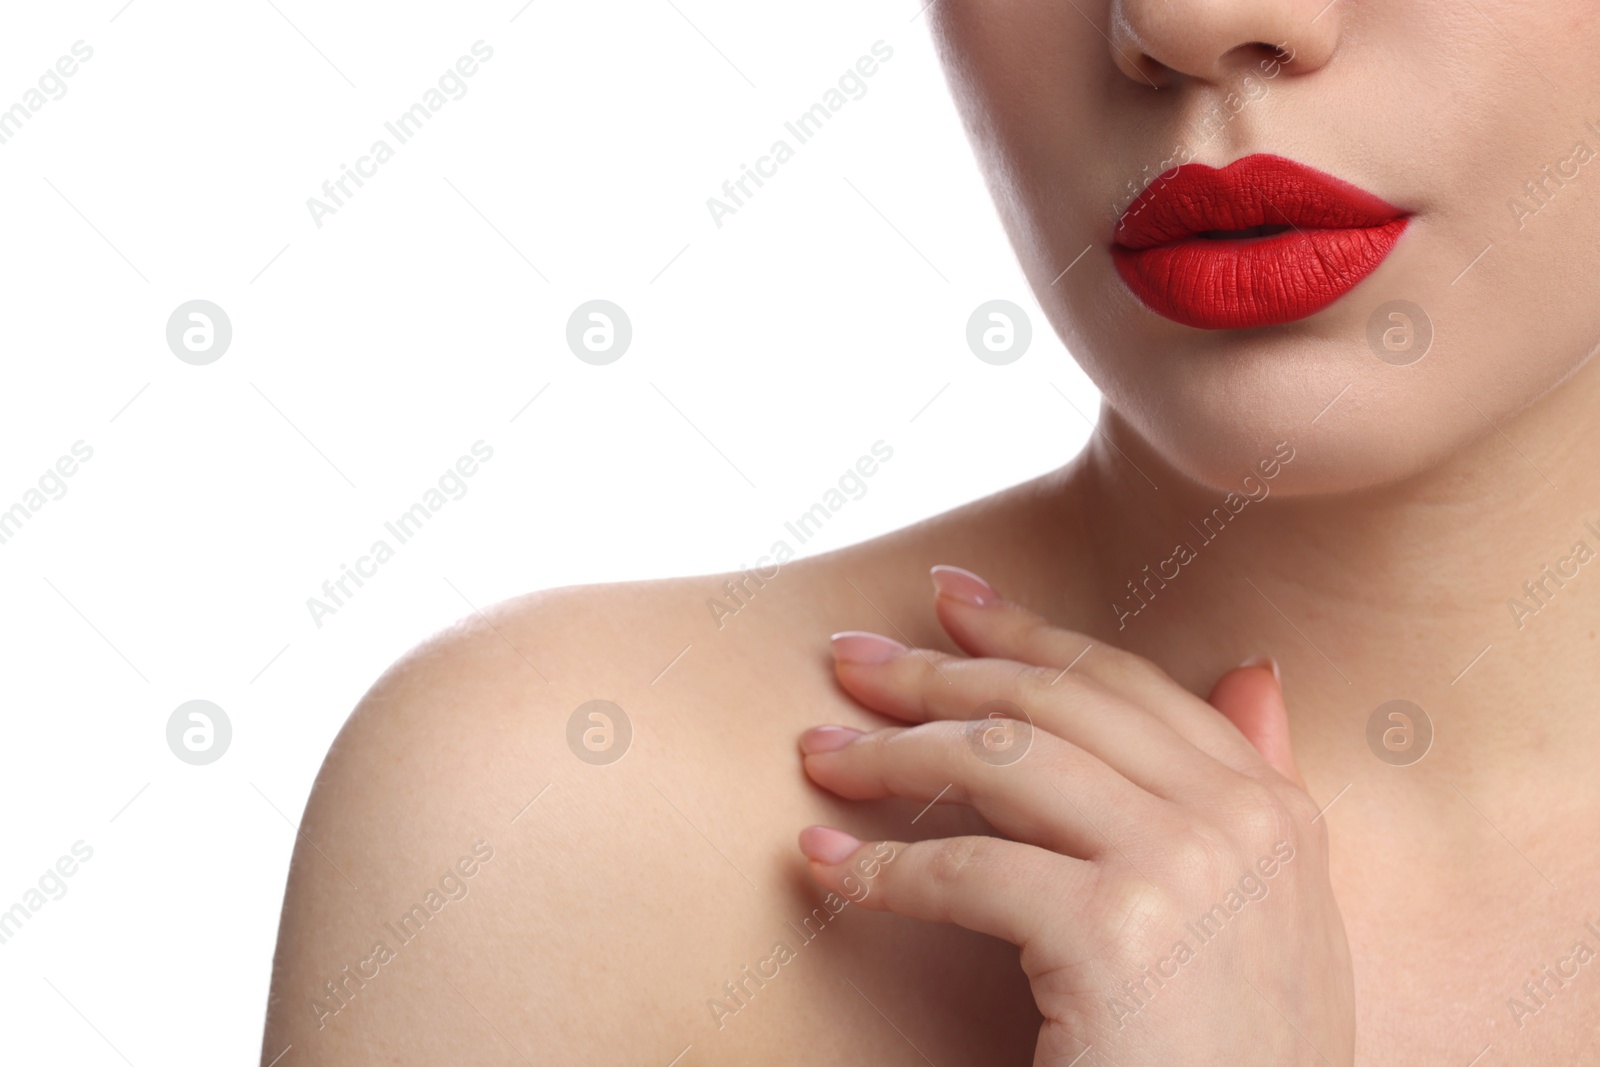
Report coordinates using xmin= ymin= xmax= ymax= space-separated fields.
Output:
xmin=1111 ymin=218 xmax=1410 ymax=331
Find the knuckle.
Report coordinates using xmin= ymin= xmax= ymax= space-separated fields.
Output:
xmin=1168 ymin=823 xmax=1233 ymax=882
xmin=1013 ymin=660 xmax=1061 ymax=690
xmin=997 ymin=610 xmax=1096 ymax=682
xmin=1166 ymin=786 xmax=1305 ymax=890
xmin=1008 ymin=661 xmax=1086 ymax=707
xmin=925 ymin=836 xmax=987 ymax=888
xmin=896 ymin=719 xmax=972 ymax=759
xmin=1014 ymin=658 xmax=1124 ymax=710
xmin=873 ymin=723 xmax=915 ymax=752
xmin=878 ymin=724 xmax=974 ymax=802
xmin=909 ymin=650 xmax=959 ymax=715
xmin=955 ymin=716 xmax=996 ymax=749
xmin=914 ymin=649 xmax=959 ymax=677
xmin=1094 ymin=873 xmax=1176 ymax=947
xmin=855 ymin=724 xmax=905 ymax=763
xmin=1231 ymin=783 xmax=1299 ymax=845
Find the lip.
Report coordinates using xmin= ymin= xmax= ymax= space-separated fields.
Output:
xmin=1111 ymin=154 xmax=1409 ymax=330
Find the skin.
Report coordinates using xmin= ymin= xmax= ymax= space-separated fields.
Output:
xmin=799 ymin=582 xmax=1356 ymax=1064
xmin=263 ymin=0 xmax=1600 ymax=1063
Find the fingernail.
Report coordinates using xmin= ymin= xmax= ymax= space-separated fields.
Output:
xmin=1238 ymin=654 xmax=1281 ymax=685
xmin=799 ymin=825 xmax=861 ymax=865
xmin=799 ymin=725 xmax=864 ymax=754
xmin=831 ymin=631 xmax=906 ymax=664
xmin=930 ymin=564 xmax=999 ymax=607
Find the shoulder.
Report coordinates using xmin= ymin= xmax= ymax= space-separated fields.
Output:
xmin=262 ymin=565 xmax=854 ymax=1064
xmin=261 ymin=472 xmax=1072 ymax=1064
xmin=262 ymin=577 xmax=709 ymax=1059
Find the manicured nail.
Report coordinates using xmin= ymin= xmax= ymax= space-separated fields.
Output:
xmin=799 ymin=725 xmax=864 ymax=754
xmin=930 ymin=564 xmax=999 ymax=607
xmin=831 ymin=631 xmax=906 ymax=664
xmin=1238 ymin=654 xmax=1282 ymax=685
xmin=799 ymin=825 xmax=861 ymax=865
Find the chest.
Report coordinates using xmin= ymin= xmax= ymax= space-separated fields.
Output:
xmin=1340 ymin=874 xmax=1600 ymax=1063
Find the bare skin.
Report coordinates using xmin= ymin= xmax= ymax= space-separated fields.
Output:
xmin=263 ymin=355 xmax=1600 ymax=1064
xmin=264 ymin=0 xmax=1600 ymax=1060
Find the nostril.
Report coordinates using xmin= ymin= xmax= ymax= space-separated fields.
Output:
xmin=1229 ymin=40 xmax=1295 ymax=74
xmin=1129 ymin=51 xmax=1173 ymax=89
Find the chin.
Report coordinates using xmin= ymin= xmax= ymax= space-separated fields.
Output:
xmin=1035 ymin=215 xmax=1598 ymax=500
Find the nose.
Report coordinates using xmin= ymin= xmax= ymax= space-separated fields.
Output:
xmin=1107 ymin=0 xmax=1342 ymax=86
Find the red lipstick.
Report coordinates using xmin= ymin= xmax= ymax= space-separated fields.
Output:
xmin=1111 ymin=154 xmax=1408 ymax=330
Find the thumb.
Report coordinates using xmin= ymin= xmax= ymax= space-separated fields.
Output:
xmin=1208 ymin=657 xmax=1304 ymax=788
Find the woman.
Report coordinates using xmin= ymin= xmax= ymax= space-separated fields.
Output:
xmin=262 ymin=0 xmax=1600 ymax=1063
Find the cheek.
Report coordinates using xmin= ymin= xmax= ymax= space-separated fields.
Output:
xmin=1353 ymin=1 xmax=1600 ymax=457
xmin=933 ymin=0 xmax=1115 ymax=251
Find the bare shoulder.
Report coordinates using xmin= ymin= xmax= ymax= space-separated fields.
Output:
xmin=262 ymin=576 xmax=746 ymax=1063
xmin=262 ymin=480 xmax=1066 ymax=1065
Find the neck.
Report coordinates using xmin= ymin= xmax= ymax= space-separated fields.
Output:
xmin=1056 ymin=355 xmax=1600 ymax=820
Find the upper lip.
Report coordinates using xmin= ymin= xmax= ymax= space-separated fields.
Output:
xmin=1113 ymin=154 xmax=1405 ymax=249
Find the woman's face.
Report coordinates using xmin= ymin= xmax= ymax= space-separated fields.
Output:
xmin=933 ymin=0 xmax=1600 ymax=495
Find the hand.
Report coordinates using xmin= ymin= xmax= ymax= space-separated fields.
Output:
xmin=796 ymin=565 xmax=1354 ymax=1066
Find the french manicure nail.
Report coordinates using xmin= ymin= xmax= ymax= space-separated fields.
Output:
xmin=930 ymin=564 xmax=999 ymax=607
xmin=799 ymin=825 xmax=862 ymax=865
xmin=799 ymin=725 xmax=864 ymax=754
xmin=1238 ymin=654 xmax=1282 ymax=685
xmin=831 ymin=631 xmax=906 ymax=664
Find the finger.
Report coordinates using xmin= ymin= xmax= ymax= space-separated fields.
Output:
xmin=1207 ymin=658 xmax=1304 ymax=788
xmin=929 ymin=564 xmax=1266 ymax=772
xmin=829 ymin=632 xmax=1221 ymax=798
xmin=797 ymin=826 xmax=1092 ymax=953
xmin=799 ymin=721 xmax=1168 ymax=858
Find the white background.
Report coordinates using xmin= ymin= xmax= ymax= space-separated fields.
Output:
xmin=0 ymin=2 xmax=1097 ymax=1062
